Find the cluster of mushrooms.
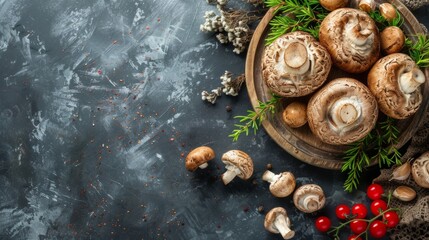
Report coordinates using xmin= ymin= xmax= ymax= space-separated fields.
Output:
xmin=185 ymin=146 xmax=326 ymax=239
xmin=262 ymin=0 xmax=427 ymax=145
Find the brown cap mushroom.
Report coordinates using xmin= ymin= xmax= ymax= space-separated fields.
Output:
xmin=359 ymin=0 xmax=376 ymax=13
xmin=264 ymin=207 xmax=295 ymax=239
xmin=411 ymin=151 xmax=429 ymax=188
xmin=293 ymin=184 xmax=326 ymax=213
xmin=262 ymin=31 xmax=332 ymax=97
xmin=262 ymin=170 xmax=296 ymax=198
xmin=367 ymin=53 xmax=426 ymax=119
xmin=282 ymin=102 xmax=307 ymax=128
xmin=185 ymin=146 xmax=215 ymax=172
xmin=221 ymin=150 xmax=254 ymax=185
xmin=307 ymin=78 xmax=378 ymax=145
xmin=379 ymin=3 xmax=397 ymax=21
xmin=319 ymin=0 xmax=348 ymax=11
xmin=380 ymin=26 xmax=405 ymax=54
xmin=319 ymin=8 xmax=380 ymax=73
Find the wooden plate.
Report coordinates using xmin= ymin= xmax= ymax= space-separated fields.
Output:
xmin=245 ymin=0 xmax=429 ymax=170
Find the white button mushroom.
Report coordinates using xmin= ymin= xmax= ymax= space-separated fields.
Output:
xmin=411 ymin=151 xmax=429 ymax=188
xmin=221 ymin=150 xmax=254 ymax=185
xmin=262 ymin=170 xmax=296 ymax=198
xmin=264 ymin=207 xmax=295 ymax=239
xmin=185 ymin=146 xmax=215 ymax=172
xmin=282 ymin=102 xmax=307 ymax=128
xmin=293 ymin=184 xmax=326 ymax=213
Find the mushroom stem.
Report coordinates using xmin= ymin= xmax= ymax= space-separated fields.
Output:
xmin=274 ymin=214 xmax=295 ymax=239
xmin=283 ymin=42 xmax=310 ymax=75
xmin=330 ymin=97 xmax=361 ymax=127
xmin=199 ymin=162 xmax=208 ymax=169
xmin=221 ymin=166 xmax=240 ymax=185
xmin=262 ymin=170 xmax=279 ymax=183
xmin=303 ymin=196 xmax=319 ymax=212
xmin=399 ymin=68 xmax=426 ymax=94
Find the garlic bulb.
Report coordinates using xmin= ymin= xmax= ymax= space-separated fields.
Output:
xmin=390 ymin=161 xmax=411 ymax=181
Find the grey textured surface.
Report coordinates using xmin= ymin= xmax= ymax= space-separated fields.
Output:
xmin=0 ymin=0 xmax=428 ymax=239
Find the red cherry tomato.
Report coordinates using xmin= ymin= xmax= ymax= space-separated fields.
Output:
xmin=370 ymin=199 xmax=388 ymax=215
xmin=351 ymin=203 xmax=368 ymax=219
xmin=315 ymin=216 xmax=331 ymax=232
xmin=350 ymin=220 xmax=368 ymax=234
xmin=367 ymin=183 xmax=384 ymax=200
xmin=335 ymin=204 xmax=351 ymax=220
xmin=384 ymin=211 xmax=400 ymax=228
xmin=348 ymin=235 xmax=362 ymax=240
xmin=369 ymin=220 xmax=387 ymax=238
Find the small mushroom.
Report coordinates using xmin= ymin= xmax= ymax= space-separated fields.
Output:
xmin=262 ymin=170 xmax=296 ymax=197
xmin=319 ymin=8 xmax=380 ymax=73
xmin=379 ymin=3 xmax=397 ymax=21
xmin=307 ymin=78 xmax=378 ymax=145
xmin=380 ymin=26 xmax=405 ymax=54
xmin=293 ymin=184 xmax=326 ymax=213
xmin=320 ymin=0 xmax=349 ymax=11
xmin=264 ymin=207 xmax=295 ymax=239
xmin=221 ymin=150 xmax=254 ymax=185
xmin=282 ymin=102 xmax=307 ymax=128
xmin=359 ymin=0 xmax=376 ymax=13
xmin=367 ymin=53 xmax=426 ymax=119
xmin=411 ymin=151 xmax=429 ymax=188
xmin=262 ymin=31 xmax=332 ymax=97
xmin=392 ymin=185 xmax=417 ymax=201
xmin=185 ymin=146 xmax=215 ymax=172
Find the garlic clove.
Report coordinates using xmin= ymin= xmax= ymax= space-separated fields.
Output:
xmin=390 ymin=161 xmax=411 ymax=181
xmin=392 ymin=185 xmax=417 ymax=202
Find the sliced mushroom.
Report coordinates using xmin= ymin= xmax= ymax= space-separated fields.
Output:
xmin=319 ymin=8 xmax=380 ymax=73
xmin=320 ymin=0 xmax=348 ymax=11
xmin=380 ymin=26 xmax=405 ymax=54
xmin=307 ymin=78 xmax=378 ymax=145
xmin=359 ymin=0 xmax=376 ymax=13
xmin=293 ymin=184 xmax=326 ymax=213
xmin=282 ymin=102 xmax=307 ymax=128
xmin=411 ymin=151 xmax=429 ymax=188
xmin=392 ymin=185 xmax=417 ymax=201
xmin=262 ymin=170 xmax=296 ymax=198
xmin=264 ymin=207 xmax=295 ymax=239
xmin=367 ymin=53 xmax=426 ymax=119
xmin=185 ymin=146 xmax=215 ymax=172
xmin=262 ymin=31 xmax=332 ymax=97
xmin=221 ymin=150 xmax=254 ymax=185
xmin=379 ymin=3 xmax=397 ymax=21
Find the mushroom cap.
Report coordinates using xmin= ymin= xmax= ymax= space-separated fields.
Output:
xmin=358 ymin=0 xmax=376 ymax=13
xmin=264 ymin=207 xmax=287 ymax=233
xmin=262 ymin=31 xmax=332 ymax=97
xmin=221 ymin=150 xmax=254 ymax=180
xmin=380 ymin=26 xmax=405 ymax=54
xmin=319 ymin=8 xmax=380 ymax=73
xmin=307 ymin=78 xmax=378 ymax=145
xmin=367 ymin=53 xmax=425 ymax=119
xmin=319 ymin=0 xmax=348 ymax=11
xmin=282 ymin=102 xmax=307 ymax=128
xmin=379 ymin=3 xmax=397 ymax=21
xmin=293 ymin=184 xmax=326 ymax=213
xmin=411 ymin=151 xmax=429 ymax=188
xmin=268 ymin=172 xmax=296 ymax=198
xmin=185 ymin=146 xmax=215 ymax=171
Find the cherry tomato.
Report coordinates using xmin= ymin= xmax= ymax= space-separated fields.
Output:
xmin=350 ymin=219 xmax=368 ymax=234
xmin=315 ymin=216 xmax=331 ymax=232
xmin=335 ymin=204 xmax=351 ymax=220
xmin=348 ymin=235 xmax=362 ymax=240
xmin=370 ymin=199 xmax=388 ymax=215
xmin=367 ymin=183 xmax=384 ymax=200
xmin=369 ymin=220 xmax=387 ymax=238
xmin=351 ymin=203 xmax=368 ymax=219
xmin=384 ymin=211 xmax=400 ymax=228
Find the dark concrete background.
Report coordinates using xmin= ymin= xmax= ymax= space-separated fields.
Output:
xmin=0 ymin=0 xmax=428 ymax=239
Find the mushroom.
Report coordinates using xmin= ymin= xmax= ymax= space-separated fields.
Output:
xmin=319 ymin=8 xmax=380 ymax=73
xmin=293 ymin=184 xmax=326 ymax=213
xmin=264 ymin=207 xmax=295 ymax=239
xmin=262 ymin=170 xmax=296 ymax=197
xmin=185 ymin=146 xmax=215 ymax=172
xmin=411 ymin=151 xmax=429 ymax=188
xmin=359 ymin=0 xmax=376 ymax=13
xmin=392 ymin=185 xmax=417 ymax=201
xmin=221 ymin=150 xmax=254 ymax=185
xmin=307 ymin=78 xmax=378 ymax=145
xmin=367 ymin=53 xmax=426 ymax=119
xmin=320 ymin=0 xmax=348 ymax=11
xmin=262 ymin=31 xmax=332 ymax=97
xmin=282 ymin=102 xmax=307 ymax=128
xmin=379 ymin=3 xmax=397 ymax=21
xmin=380 ymin=26 xmax=405 ymax=54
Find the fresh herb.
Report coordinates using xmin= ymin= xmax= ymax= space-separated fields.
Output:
xmin=369 ymin=9 xmax=403 ymax=30
xmin=264 ymin=0 xmax=328 ymax=45
xmin=341 ymin=117 xmax=402 ymax=192
xmin=229 ymin=95 xmax=281 ymax=141
xmin=405 ymin=34 xmax=429 ymax=68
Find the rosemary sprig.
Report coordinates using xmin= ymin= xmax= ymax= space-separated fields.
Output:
xmin=264 ymin=0 xmax=328 ymax=45
xmin=229 ymin=95 xmax=281 ymax=141
xmin=368 ymin=9 xmax=403 ymax=30
xmin=341 ymin=117 xmax=402 ymax=192
xmin=405 ymin=34 xmax=429 ymax=68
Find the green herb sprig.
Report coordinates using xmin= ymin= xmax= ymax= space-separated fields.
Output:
xmin=229 ymin=95 xmax=281 ymax=141
xmin=342 ymin=117 xmax=402 ymax=192
xmin=369 ymin=9 xmax=403 ymax=30
xmin=405 ymin=34 xmax=429 ymax=68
